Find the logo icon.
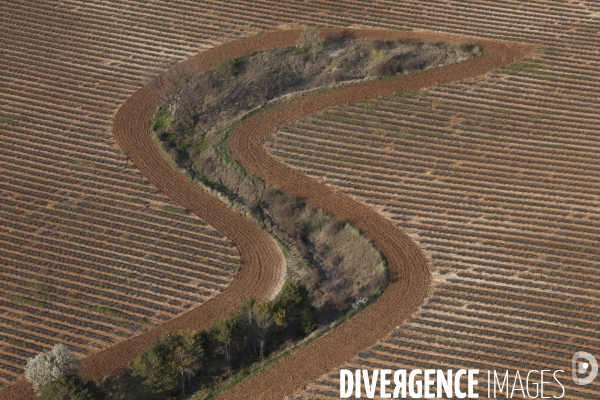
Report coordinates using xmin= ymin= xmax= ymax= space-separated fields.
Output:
xmin=572 ymin=351 xmax=598 ymax=385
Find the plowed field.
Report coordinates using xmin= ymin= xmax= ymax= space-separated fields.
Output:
xmin=221 ymin=30 xmax=529 ymax=400
xmin=2 ymin=1 xmax=600 ymax=399
xmin=0 ymin=0 xmax=252 ymax=390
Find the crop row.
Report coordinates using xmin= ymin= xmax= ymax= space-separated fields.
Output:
xmin=269 ymin=2 xmax=600 ymax=396
xmin=3 ymin=0 xmax=600 ymax=394
xmin=0 ymin=0 xmax=249 ymax=383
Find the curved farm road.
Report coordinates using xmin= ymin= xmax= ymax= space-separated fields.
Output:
xmin=221 ymin=29 xmax=531 ymax=399
xmin=0 ymin=29 xmax=529 ymax=400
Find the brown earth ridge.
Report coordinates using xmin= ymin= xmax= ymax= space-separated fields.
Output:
xmin=0 ymin=28 xmax=530 ymax=400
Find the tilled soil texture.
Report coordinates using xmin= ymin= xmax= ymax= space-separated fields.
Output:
xmin=0 ymin=30 xmax=299 ymax=400
xmin=0 ymin=29 xmax=528 ymax=400
xmin=222 ymin=29 xmax=530 ymax=399
xmin=155 ymin=37 xmax=480 ymax=324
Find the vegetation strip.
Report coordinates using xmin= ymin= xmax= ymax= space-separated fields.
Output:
xmin=0 ymin=28 xmax=530 ymax=400
xmin=149 ymin=31 xmax=469 ymax=327
xmin=221 ymin=29 xmax=531 ymax=399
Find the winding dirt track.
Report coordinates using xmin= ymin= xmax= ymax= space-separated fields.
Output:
xmin=219 ymin=29 xmax=531 ymax=399
xmin=0 ymin=29 xmax=529 ymax=400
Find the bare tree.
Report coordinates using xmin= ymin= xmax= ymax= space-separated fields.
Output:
xmin=296 ymin=25 xmax=324 ymax=60
xmin=173 ymin=351 xmax=195 ymax=396
xmin=146 ymin=60 xmax=200 ymax=119
xmin=172 ymin=330 xmax=199 ymax=396
xmin=24 ymin=343 xmax=81 ymax=392
xmin=215 ymin=318 xmax=236 ymax=375
xmin=249 ymin=300 xmax=286 ymax=359
xmin=254 ymin=301 xmax=274 ymax=359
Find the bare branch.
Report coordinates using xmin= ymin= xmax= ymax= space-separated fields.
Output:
xmin=145 ymin=60 xmax=200 ymax=119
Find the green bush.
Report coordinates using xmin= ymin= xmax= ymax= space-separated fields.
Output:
xmin=130 ymin=331 xmax=202 ymax=398
xmin=130 ymin=333 xmax=179 ymax=396
xmin=274 ymin=280 xmax=314 ymax=337
xmin=36 ymin=374 xmax=104 ymax=400
xmin=370 ymin=48 xmax=387 ymax=63
xmin=111 ymin=282 xmax=315 ymax=398
xmin=214 ymin=57 xmax=242 ymax=79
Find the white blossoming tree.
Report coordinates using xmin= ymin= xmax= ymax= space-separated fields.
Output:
xmin=24 ymin=343 xmax=81 ymax=392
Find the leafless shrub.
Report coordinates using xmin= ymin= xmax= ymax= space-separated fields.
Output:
xmin=145 ymin=60 xmax=200 ymax=119
xmin=296 ymin=25 xmax=324 ymax=60
xmin=325 ymin=30 xmax=356 ymax=44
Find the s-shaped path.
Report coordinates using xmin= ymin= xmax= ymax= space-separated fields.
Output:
xmin=220 ymin=28 xmax=530 ymax=399
xmin=0 ymin=28 xmax=530 ymax=400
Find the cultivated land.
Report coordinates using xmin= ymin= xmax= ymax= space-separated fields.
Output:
xmin=112 ymin=30 xmax=525 ymax=399
xmin=221 ymin=30 xmax=529 ymax=399
xmin=0 ymin=1 xmax=253 ymax=391
xmin=2 ymin=27 xmax=528 ymax=399
xmin=153 ymin=35 xmax=480 ymax=325
xmin=1 ymin=1 xmax=600 ymax=399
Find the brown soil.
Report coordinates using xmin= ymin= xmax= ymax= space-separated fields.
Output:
xmin=220 ymin=29 xmax=531 ymax=399
xmin=0 ymin=28 xmax=529 ymax=400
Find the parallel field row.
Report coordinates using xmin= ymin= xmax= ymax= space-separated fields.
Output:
xmin=269 ymin=2 xmax=600 ymax=398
